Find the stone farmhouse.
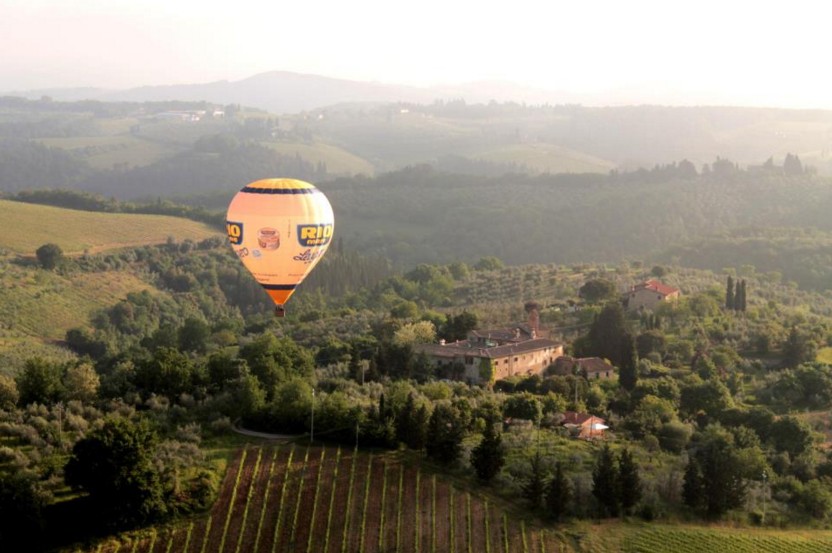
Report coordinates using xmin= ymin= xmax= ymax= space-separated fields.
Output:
xmin=415 ymin=308 xmax=563 ymax=385
xmin=624 ymin=279 xmax=680 ymax=311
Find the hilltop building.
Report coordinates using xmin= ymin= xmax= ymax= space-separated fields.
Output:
xmin=624 ymin=279 xmax=680 ymax=311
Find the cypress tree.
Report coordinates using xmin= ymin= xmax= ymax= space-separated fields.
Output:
xmin=523 ymin=452 xmax=547 ymax=509
xmin=682 ymin=458 xmax=705 ymax=512
xmin=470 ymin=420 xmax=505 ymax=482
xmin=408 ymin=405 xmax=430 ymax=451
xmin=395 ymin=392 xmax=415 ymax=446
xmin=618 ymin=333 xmax=638 ymax=392
xmin=725 ymin=276 xmax=734 ymax=310
xmin=426 ymin=403 xmax=463 ymax=466
xmin=618 ymin=448 xmax=642 ymax=515
xmin=740 ymin=280 xmax=747 ymax=311
xmin=588 ymin=302 xmax=629 ymax=367
xmin=591 ymin=444 xmax=619 ymax=517
xmin=545 ymin=461 xmax=572 ymax=522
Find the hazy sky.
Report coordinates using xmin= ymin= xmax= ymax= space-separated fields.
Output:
xmin=1 ymin=0 xmax=828 ymax=108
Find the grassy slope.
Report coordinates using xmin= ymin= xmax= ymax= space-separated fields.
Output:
xmin=38 ymin=135 xmax=174 ymax=169
xmin=260 ymin=140 xmax=376 ymax=176
xmin=471 ymin=142 xmax=616 ymax=174
xmin=0 ymin=199 xmax=219 ymax=255
xmin=0 ymin=201 xmax=219 ymax=372
xmin=0 ymin=258 xmax=156 ymax=374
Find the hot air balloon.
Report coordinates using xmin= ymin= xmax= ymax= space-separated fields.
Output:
xmin=226 ymin=178 xmax=334 ymax=317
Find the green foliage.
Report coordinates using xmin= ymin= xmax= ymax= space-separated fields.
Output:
xmin=16 ymin=357 xmax=64 ymax=405
xmin=545 ymin=461 xmax=572 ymax=522
xmin=783 ymin=326 xmax=819 ymax=368
xmin=0 ymin=472 xmax=47 ymax=550
xmin=439 ymin=311 xmax=478 ymax=343
xmin=726 ymin=275 xmax=735 ymax=310
xmin=579 ymin=279 xmax=618 ymax=303
xmin=35 ymin=243 xmax=64 ymax=270
xmin=769 ymin=416 xmax=815 ymax=457
xmin=522 ymin=452 xmax=547 ymax=509
xmin=0 ymin=374 xmax=19 ymax=410
xmin=680 ymin=378 xmax=734 ymax=418
xmin=62 ymin=362 xmax=99 ymax=402
xmin=502 ymin=393 xmax=542 ymax=422
xmin=134 ymin=347 xmax=198 ymax=399
xmin=0 ymin=139 xmax=92 ymax=192
xmin=64 ymin=417 xmax=167 ymax=529
xmin=395 ymin=393 xmax=429 ymax=450
xmin=619 ymin=334 xmax=638 ymax=392
xmin=636 ymin=330 xmax=666 ymax=359
xmin=474 ymin=257 xmax=504 ymax=271
xmin=658 ymin=421 xmax=693 ymax=453
xmin=688 ymin=427 xmax=749 ymax=519
xmin=618 ymin=448 xmax=642 ymax=515
xmin=470 ymin=420 xmax=505 ymax=482
xmin=239 ymin=333 xmax=314 ymax=397
xmin=587 ymin=302 xmax=633 ymax=371
xmin=762 ymin=363 xmax=832 ymax=410
xmin=798 ymin=479 xmax=832 ymax=519
xmin=592 ymin=444 xmax=619 ymax=517
xmin=425 ymin=403 xmax=465 ymax=466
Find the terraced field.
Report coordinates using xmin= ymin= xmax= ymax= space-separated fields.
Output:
xmin=81 ymin=445 xmax=832 ymax=553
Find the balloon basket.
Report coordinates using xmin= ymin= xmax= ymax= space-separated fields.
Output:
xmin=274 ymin=305 xmax=286 ymax=318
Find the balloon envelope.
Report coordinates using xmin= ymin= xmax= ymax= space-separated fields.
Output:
xmin=226 ymin=178 xmax=334 ymax=311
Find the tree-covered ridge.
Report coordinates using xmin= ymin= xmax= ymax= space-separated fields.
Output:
xmin=319 ymin=162 xmax=832 ymax=267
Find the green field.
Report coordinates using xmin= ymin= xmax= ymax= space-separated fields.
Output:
xmin=261 ymin=140 xmax=376 ymax=175
xmin=38 ymin=135 xmax=175 ymax=169
xmin=471 ymin=142 xmax=616 ymax=174
xmin=0 ymin=199 xmax=220 ymax=255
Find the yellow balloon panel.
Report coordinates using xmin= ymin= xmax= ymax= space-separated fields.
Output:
xmin=225 ymin=178 xmax=334 ymax=307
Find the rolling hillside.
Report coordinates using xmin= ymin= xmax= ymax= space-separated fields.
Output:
xmin=0 ymin=200 xmax=220 ymax=372
xmin=0 ymin=199 xmax=220 ymax=255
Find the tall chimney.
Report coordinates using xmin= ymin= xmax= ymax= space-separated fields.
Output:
xmin=526 ymin=302 xmax=540 ymax=336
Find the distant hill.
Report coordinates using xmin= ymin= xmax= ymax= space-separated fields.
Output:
xmin=7 ymin=71 xmax=584 ymax=115
xmin=6 ymin=76 xmax=832 ymax=176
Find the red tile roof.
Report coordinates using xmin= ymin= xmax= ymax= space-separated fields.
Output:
xmin=561 ymin=411 xmax=605 ymax=425
xmin=634 ymin=279 xmax=679 ymax=296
